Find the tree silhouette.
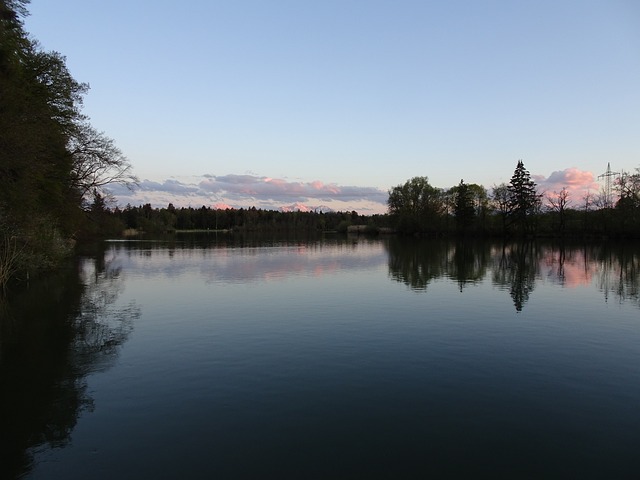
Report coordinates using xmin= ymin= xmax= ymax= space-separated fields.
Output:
xmin=507 ymin=160 xmax=541 ymax=235
xmin=388 ymin=177 xmax=445 ymax=233
xmin=452 ymin=179 xmax=475 ymax=232
xmin=546 ymin=187 xmax=571 ymax=235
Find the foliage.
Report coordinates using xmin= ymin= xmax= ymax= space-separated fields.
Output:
xmin=615 ymin=168 xmax=640 ymax=207
xmin=507 ymin=160 xmax=541 ymax=234
xmin=387 ymin=160 xmax=640 ymax=238
xmin=387 ymin=177 xmax=445 ymax=234
xmin=491 ymin=183 xmax=511 ymax=234
xmin=0 ymin=0 xmax=135 ymax=289
xmin=112 ymin=204 xmax=387 ymax=235
xmin=614 ymin=168 xmax=640 ymax=232
xmin=451 ymin=179 xmax=477 ymax=232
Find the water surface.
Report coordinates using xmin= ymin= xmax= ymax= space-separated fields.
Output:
xmin=2 ymin=237 xmax=639 ymax=478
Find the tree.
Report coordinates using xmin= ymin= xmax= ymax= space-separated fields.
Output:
xmin=1 ymin=31 xmax=78 ymax=220
xmin=507 ymin=160 xmax=541 ymax=234
xmin=467 ymin=183 xmax=489 ymax=220
xmin=615 ymin=168 xmax=640 ymax=210
xmin=388 ymin=177 xmax=444 ymax=233
xmin=614 ymin=168 xmax=640 ymax=232
xmin=0 ymin=0 xmax=137 ymax=287
xmin=67 ymin=122 xmax=138 ymax=203
xmin=491 ymin=183 xmax=511 ymax=234
xmin=546 ymin=187 xmax=571 ymax=234
xmin=452 ymin=179 xmax=475 ymax=232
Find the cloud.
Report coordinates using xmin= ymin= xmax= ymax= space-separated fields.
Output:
xmin=138 ymin=179 xmax=200 ymax=194
xmin=108 ymin=173 xmax=389 ymax=213
xmin=534 ymin=168 xmax=601 ymax=199
xmin=198 ymin=174 xmax=387 ymax=204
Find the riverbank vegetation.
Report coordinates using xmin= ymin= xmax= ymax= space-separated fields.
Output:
xmin=0 ymin=1 xmax=136 ymax=291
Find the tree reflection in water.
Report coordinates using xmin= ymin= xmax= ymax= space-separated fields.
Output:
xmin=493 ymin=242 xmax=540 ymax=312
xmin=449 ymin=240 xmax=491 ymax=290
xmin=386 ymin=237 xmax=451 ymax=291
xmin=387 ymin=238 xmax=640 ymax=311
xmin=589 ymin=243 xmax=640 ymax=307
xmin=0 ymin=247 xmax=139 ymax=479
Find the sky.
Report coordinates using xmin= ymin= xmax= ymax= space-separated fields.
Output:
xmin=24 ymin=0 xmax=640 ymax=214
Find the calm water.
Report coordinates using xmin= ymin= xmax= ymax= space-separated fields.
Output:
xmin=2 ymin=236 xmax=640 ymax=478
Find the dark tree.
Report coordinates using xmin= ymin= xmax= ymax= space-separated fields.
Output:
xmin=0 ymin=0 xmax=136 ymax=288
xmin=614 ymin=168 xmax=640 ymax=231
xmin=452 ymin=179 xmax=476 ymax=232
xmin=388 ymin=177 xmax=445 ymax=233
xmin=68 ymin=122 xmax=138 ymax=203
xmin=546 ymin=187 xmax=571 ymax=235
xmin=507 ymin=160 xmax=541 ymax=235
xmin=491 ymin=183 xmax=511 ymax=235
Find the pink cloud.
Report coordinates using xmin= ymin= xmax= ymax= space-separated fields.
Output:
xmin=534 ymin=168 xmax=601 ymax=201
xmin=111 ymin=173 xmax=389 ymax=213
xmin=265 ymin=177 xmax=287 ymax=187
xmin=198 ymin=174 xmax=387 ymax=204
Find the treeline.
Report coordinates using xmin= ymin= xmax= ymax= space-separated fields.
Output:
xmin=89 ymin=199 xmax=391 ymax=235
xmin=388 ymin=160 xmax=640 ymax=238
xmin=0 ymin=1 xmax=135 ymax=290
xmin=90 ymin=159 xmax=640 ymax=239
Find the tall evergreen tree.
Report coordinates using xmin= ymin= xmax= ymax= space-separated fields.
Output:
xmin=507 ymin=160 xmax=540 ymax=234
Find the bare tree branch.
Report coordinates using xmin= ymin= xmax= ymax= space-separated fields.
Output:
xmin=68 ymin=122 xmax=138 ymax=200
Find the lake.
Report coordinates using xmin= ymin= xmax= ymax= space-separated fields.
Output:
xmin=2 ymin=236 xmax=640 ymax=478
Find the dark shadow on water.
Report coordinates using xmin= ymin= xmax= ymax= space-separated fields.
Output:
xmin=0 ymin=246 xmax=139 ymax=479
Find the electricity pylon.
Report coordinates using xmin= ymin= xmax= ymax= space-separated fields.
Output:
xmin=597 ymin=162 xmax=619 ymax=208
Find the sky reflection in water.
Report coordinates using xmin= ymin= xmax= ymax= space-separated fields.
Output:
xmin=11 ymin=238 xmax=640 ymax=479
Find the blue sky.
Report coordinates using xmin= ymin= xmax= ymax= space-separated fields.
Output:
xmin=25 ymin=0 xmax=640 ymax=213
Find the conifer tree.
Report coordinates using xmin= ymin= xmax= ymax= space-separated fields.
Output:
xmin=507 ymin=160 xmax=541 ymax=234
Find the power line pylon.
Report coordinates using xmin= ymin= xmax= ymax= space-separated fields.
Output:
xmin=597 ymin=162 xmax=619 ymax=208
